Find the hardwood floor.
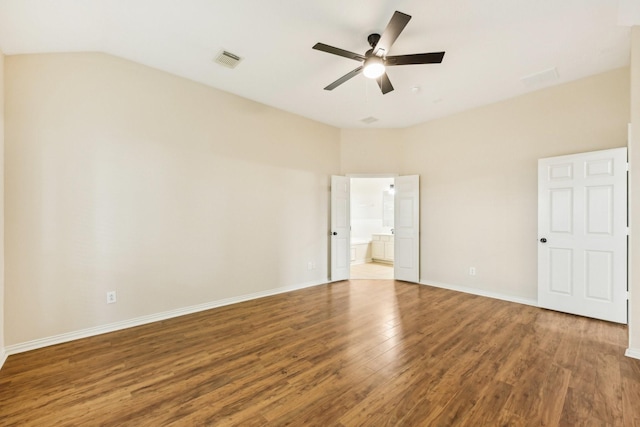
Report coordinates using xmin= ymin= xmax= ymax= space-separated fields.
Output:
xmin=1 ymin=280 xmax=639 ymax=426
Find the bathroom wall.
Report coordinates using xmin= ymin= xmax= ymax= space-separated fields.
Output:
xmin=350 ymin=178 xmax=394 ymax=242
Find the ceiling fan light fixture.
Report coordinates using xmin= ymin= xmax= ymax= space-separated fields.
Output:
xmin=363 ymin=56 xmax=385 ymax=79
xmin=313 ymin=11 xmax=445 ymax=94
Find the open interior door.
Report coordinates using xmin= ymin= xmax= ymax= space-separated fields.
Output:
xmin=330 ymin=176 xmax=350 ymax=281
xmin=394 ymin=175 xmax=420 ymax=283
xmin=538 ymin=147 xmax=627 ymax=323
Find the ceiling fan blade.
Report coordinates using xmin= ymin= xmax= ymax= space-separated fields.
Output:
xmin=313 ymin=43 xmax=366 ymax=62
xmin=373 ymin=11 xmax=411 ymax=55
xmin=386 ymin=52 xmax=445 ymax=66
xmin=376 ymin=73 xmax=394 ymax=94
xmin=324 ymin=66 xmax=364 ymax=90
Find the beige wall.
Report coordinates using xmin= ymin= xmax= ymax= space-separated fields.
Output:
xmin=629 ymin=27 xmax=640 ymax=354
xmin=0 ymin=50 xmax=5 ymax=357
xmin=340 ymin=129 xmax=403 ymax=175
xmin=5 ymin=53 xmax=340 ymax=345
xmin=403 ymin=68 xmax=630 ymax=301
xmin=341 ymin=68 xmax=630 ymax=302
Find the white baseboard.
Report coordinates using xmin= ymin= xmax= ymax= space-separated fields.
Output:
xmin=625 ymin=348 xmax=640 ymax=360
xmin=4 ymin=279 xmax=327 ymax=357
xmin=350 ymin=257 xmax=373 ymax=266
xmin=420 ymin=279 xmax=538 ymax=307
xmin=0 ymin=348 xmax=7 ymax=371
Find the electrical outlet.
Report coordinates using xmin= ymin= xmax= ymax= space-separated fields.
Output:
xmin=307 ymin=261 xmax=316 ymax=270
xmin=469 ymin=267 xmax=476 ymax=276
xmin=106 ymin=291 xmax=117 ymax=304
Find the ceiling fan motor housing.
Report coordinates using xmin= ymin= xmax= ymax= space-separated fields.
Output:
xmin=367 ymin=33 xmax=381 ymax=49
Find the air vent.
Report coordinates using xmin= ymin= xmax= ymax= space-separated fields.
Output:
xmin=520 ymin=67 xmax=559 ymax=88
xmin=361 ymin=116 xmax=378 ymax=124
xmin=214 ymin=50 xmax=243 ymax=69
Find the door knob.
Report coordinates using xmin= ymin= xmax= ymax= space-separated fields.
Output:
xmin=540 ymin=238 xmax=547 ymax=243
xmin=332 ymin=232 xmax=338 ymax=236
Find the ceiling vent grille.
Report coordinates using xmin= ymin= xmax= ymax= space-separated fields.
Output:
xmin=214 ymin=50 xmax=243 ymax=68
xmin=361 ymin=116 xmax=378 ymax=124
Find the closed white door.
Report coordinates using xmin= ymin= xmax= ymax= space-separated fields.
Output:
xmin=538 ymin=147 xmax=627 ymax=323
xmin=394 ymin=175 xmax=420 ymax=283
xmin=330 ymin=175 xmax=350 ymax=281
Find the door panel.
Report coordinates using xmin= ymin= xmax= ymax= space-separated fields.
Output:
xmin=330 ymin=176 xmax=350 ymax=281
xmin=396 ymin=237 xmax=413 ymax=270
xmin=394 ymin=175 xmax=419 ymax=283
xmin=538 ymin=147 xmax=627 ymax=323
xmin=549 ymin=248 xmax=572 ymax=295
xmin=585 ymin=186 xmax=613 ymax=234
xmin=550 ymin=188 xmax=573 ymax=233
xmin=585 ymin=250 xmax=612 ymax=301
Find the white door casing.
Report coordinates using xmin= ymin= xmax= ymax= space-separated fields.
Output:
xmin=331 ymin=175 xmax=350 ymax=281
xmin=394 ymin=175 xmax=420 ymax=283
xmin=538 ymin=147 xmax=627 ymax=323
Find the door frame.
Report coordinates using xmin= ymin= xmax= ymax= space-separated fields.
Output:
xmin=331 ymin=173 xmax=421 ymax=282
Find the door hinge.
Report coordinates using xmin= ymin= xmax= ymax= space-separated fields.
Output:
xmin=627 ymin=227 xmax=630 ymax=236
xmin=626 ymin=291 xmax=630 ymax=300
xmin=626 ymin=162 xmax=629 ymax=172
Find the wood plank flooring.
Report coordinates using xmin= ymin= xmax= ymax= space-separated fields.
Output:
xmin=1 ymin=280 xmax=639 ymax=426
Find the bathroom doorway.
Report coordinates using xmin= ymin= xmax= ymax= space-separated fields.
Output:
xmin=349 ymin=177 xmax=395 ymax=279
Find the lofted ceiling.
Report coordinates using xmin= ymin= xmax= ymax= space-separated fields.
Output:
xmin=0 ymin=0 xmax=634 ymax=129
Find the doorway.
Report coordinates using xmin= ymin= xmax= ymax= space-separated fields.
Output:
xmin=349 ymin=177 xmax=395 ymax=279
xmin=331 ymin=175 xmax=419 ymax=283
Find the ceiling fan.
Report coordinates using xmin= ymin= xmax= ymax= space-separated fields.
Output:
xmin=312 ymin=11 xmax=445 ymax=95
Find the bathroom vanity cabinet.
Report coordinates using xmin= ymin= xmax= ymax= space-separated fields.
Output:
xmin=371 ymin=234 xmax=394 ymax=263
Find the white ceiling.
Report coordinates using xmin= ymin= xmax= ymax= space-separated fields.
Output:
xmin=0 ymin=0 xmax=634 ymax=129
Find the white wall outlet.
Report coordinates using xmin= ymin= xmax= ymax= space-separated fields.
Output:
xmin=308 ymin=261 xmax=313 ymax=270
xmin=106 ymin=291 xmax=117 ymax=304
xmin=469 ymin=267 xmax=476 ymax=276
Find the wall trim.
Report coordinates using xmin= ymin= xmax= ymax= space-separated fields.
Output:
xmin=4 ymin=279 xmax=327 ymax=357
xmin=625 ymin=348 xmax=640 ymax=360
xmin=350 ymin=258 xmax=373 ymax=266
xmin=0 ymin=349 xmax=7 ymax=371
xmin=420 ymin=279 xmax=538 ymax=307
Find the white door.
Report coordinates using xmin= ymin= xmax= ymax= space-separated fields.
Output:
xmin=394 ymin=175 xmax=420 ymax=283
xmin=330 ymin=175 xmax=350 ymax=281
xmin=538 ymin=147 xmax=627 ymax=323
